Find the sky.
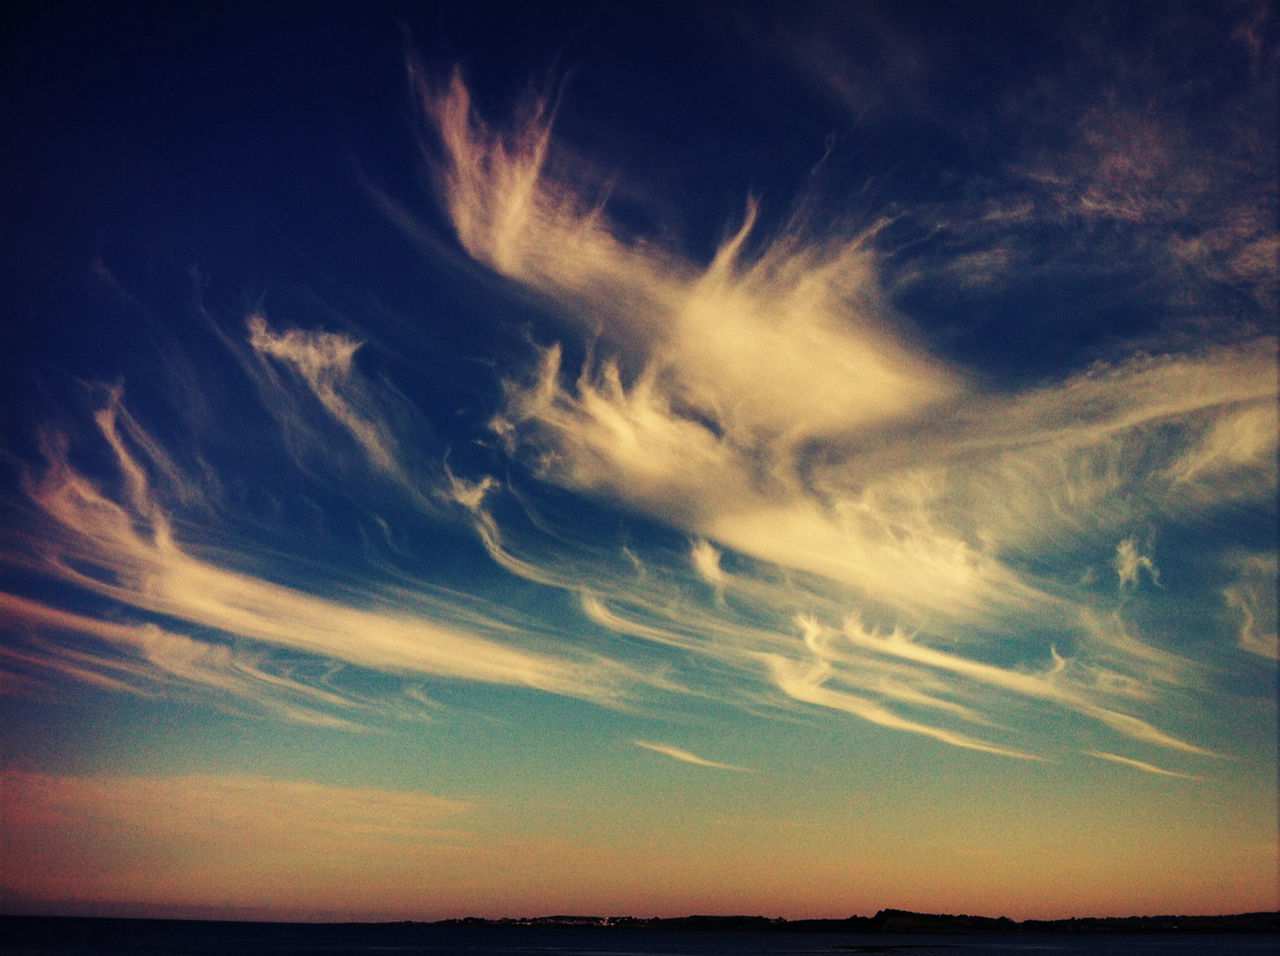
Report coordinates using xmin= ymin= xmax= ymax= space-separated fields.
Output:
xmin=1 ymin=0 xmax=1276 ymax=923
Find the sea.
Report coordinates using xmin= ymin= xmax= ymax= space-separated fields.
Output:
xmin=2 ymin=918 xmax=1277 ymax=956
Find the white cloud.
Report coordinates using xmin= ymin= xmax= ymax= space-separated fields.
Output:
xmin=10 ymin=399 xmax=648 ymax=712
xmin=412 ymin=65 xmax=559 ymax=277
xmin=247 ymin=314 xmax=404 ymax=478
xmin=0 ymin=593 xmax=379 ymax=729
xmin=1165 ymin=402 xmax=1278 ymax=490
xmin=703 ymin=499 xmax=1053 ymax=626
xmin=1223 ymin=553 xmax=1279 ymax=659
xmin=420 ymin=68 xmax=962 ymax=455
xmin=398 ymin=68 xmax=1279 ymax=766
xmin=1085 ymin=750 xmax=1201 ymax=780
xmin=762 ymin=651 xmax=1038 ymax=760
xmin=1115 ymin=538 xmax=1159 ymax=591
xmin=493 ymin=343 xmax=749 ymax=527
xmin=833 ymin=615 xmax=1214 ymax=756
xmin=690 ymin=539 xmax=725 ymax=590
xmin=11 ymin=57 xmax=1270 ymax=774
xmin=634 ymin=740 xmax=753 ymax=771
xmin=455 ymin=69 xmax=1274 ymax=635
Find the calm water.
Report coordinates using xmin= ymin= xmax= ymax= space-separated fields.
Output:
xmin=2 ymin=919 xmax=1276 ymax=955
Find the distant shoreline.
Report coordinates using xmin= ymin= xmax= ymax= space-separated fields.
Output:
xmin=4 ymin=908 xmax=1278 ymax=935
xmin=437 ymin=909 xmax=1278 ymax=934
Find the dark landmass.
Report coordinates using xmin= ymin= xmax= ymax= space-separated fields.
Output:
xmin=3 ymin=907 xmax=1277 ymax=953
xmin=438 ymin=908 xmax=1279 ymax=934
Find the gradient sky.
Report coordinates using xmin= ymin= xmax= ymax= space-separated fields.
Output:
xmin=1 ymin=0 xmax=1276 ymax=923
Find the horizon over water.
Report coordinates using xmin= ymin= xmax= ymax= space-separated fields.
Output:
xmin=3 ymin=911 xmax=1278 ymax=955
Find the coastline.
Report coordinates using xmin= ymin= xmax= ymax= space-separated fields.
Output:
xmin=5 ymin=908 xmax=1278 ymax=934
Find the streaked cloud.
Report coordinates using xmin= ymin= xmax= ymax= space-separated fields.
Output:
xmin=634 ymin=740 xmax=753 ymax=772
xmin=427 ymin=65 xmax=1272 ymax=636
xmin=3 ymin=6 xmax=1272 ymax=829
xmin=1085 ymin=751 xmax=1202 ymax=780
xmin=833 ymin=615 xmax=1212 ymax=757
xmin=247 ymin=315 xmax=403 ymax=477
xmin=5 ymin=396 xmax=647 ymax=715
xmin=763 ymin=650 xmax=1037 ymax=760
xmin=396 ymin=63 xmax=1273 ymax=771
xmin=4 ymin=56 xmax=1262 ymax=776
xmin=1165 ymin=401 xmax=1278 ymax=495
xmin=419 ymin=67 xmax=962 ymax=450
xmin=0 ymin=592 xmax=409 ymax=729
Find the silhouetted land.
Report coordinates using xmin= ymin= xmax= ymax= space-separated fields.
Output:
xmin=4 ymin=906 xmax=1278 ymax=953
xmin=440 ymin=908 xmax=1278 ymax=933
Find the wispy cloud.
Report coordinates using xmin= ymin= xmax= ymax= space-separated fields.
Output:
xmin=5 ymin=394 xmax=649 ymax=716
xmin=247 ymin=315 xmax=404 ymax=478
xmin=442 ymin=67 xmax=1273 ymax=639
xmin=417 ymin=66 xmax=961 ymax=450
xmin=1115 ymin=538 xmax=1159 ymax=592
xmin=399 ymin=65 xmax=1272 ymax=768
xmin=4 ymin=36 xmax=1271 ymax=776
xmin=634 ymin=740 xmax=753 ymax=771
xmin=411 ymin=64 xmax=560 ymax=277
xmin=0 ymin=592 xmax=385 ymax=728
xmin=794 ymin=2 xmax=1280 ymax=341
xmin=1164 ymin=401 xmax=1278 ymax=500
xmin=689 ymin=539 xmax=726 ymax=592
xmin=763 ymin=652 xmax=1038 ymax=760
xmin=1223 ymin=553 xmax=1279 ymax=659
xmin=831 ymin=615 xmax=1213 ymax=756
xmin=1085 ymin=751 xmax=1202 ymax=780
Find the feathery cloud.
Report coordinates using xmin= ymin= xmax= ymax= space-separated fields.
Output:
xmin=1115 ymin=538 xmax=1160 ymax=592
xmin=1223 ymin=553 xmax=1279 ymax=659
xmin=6 ymin=395 xmax=644 ymax=714
xmin=1085 ymin=751 xmax=1202 ymax=780
xmin=399 ymin=66 xmax=1273 ymax=769
xmin=634 ymin=740 xmax=753 ymax=771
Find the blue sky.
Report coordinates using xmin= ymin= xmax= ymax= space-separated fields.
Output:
xmin=1 ymin=0 xmax=1276 ymax=921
